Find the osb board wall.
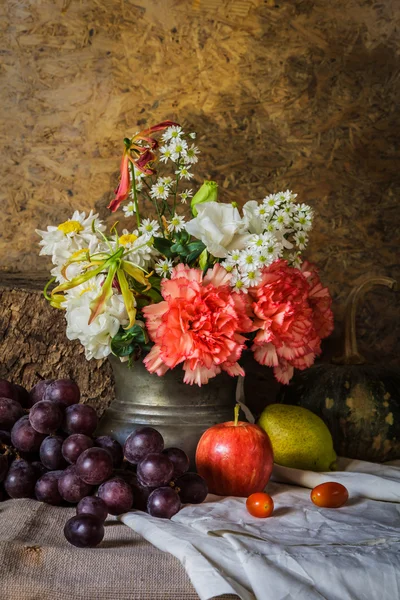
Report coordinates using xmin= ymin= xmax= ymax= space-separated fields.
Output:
xmin=0 ymin=0 xmax=399 ymax=367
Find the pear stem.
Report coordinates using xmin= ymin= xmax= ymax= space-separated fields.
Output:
xmin=234 ymin=404 xmax=240 ymax=426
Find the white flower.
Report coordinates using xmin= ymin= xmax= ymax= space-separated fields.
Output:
xmin=238 ymin=248 xmax=259 ymax=271
xmin=225 ymin=249 xmax=242 ymax=265
xmin=139 ymin=219 xmax=160 ymax=236
xmin=272 ymin=209 xmax=290 ymax=230
xmin=263 ymin=194 xmax=280 ymax=211
xmin=185 ymin=202 xmax=252 ymax=259
xmin=175 ymin=165 xmax=193 ymax=180
xmin=65 ymin=276 xmax=129 ymax=360
xmin=293 ymin=210 xmax=313 ymax=231
xmin=160 ymin=176 xmax=173 ymax=186
xmin=288 ymin=252 xmax=302 ymax=269
xmin=264 ymin=239 xmax=283 ymax=261
xmin=155 ymin=258 xmax=173 ymax=278
xmin=150 ymin=179 xmax=170 ymax=200
xmin=294 ymin=231 xmax=308 ymax=250
xmin=162 ymin=125 xmax=183 ymax=142
xmin=183 ymin=144 xmax=200 ymax=164
xmin=241 ymin=269 xmax=262 ymax=287
xmin=118 ymin=230 xmax=157 ymax=268
xmin=220 ymin=261 xmax=235 ymax=273
xmin=159 ymin=145 xmax=173 ymax=163
xmin=298 ymin=203 xmax=313 ymax=215
xmin=36 ymin=210 xmax=104 ymax=265
xmin=123 ymin=201 xmax=137 ymax=217
xmin=189 ymin=132 xmax=197 ymax=139
xmin=230 ymin=271 xmax=248 ymax=293
xmin=255 ymin=204 xmax=272 ymax=219
xmin=180 ymin=189 xmax=193 ymax=204
xmin=167 ymin=215 xmax=186 ymax=233
xmin=249 ymin=234 xmax=265 ymax=249
xmin=169 ymin=139 xmax=188 ymax=161
xmin=257 ymin=251 xmax=272 ymax=268
xmin=242 ymin=201 xmax=264 ymax=234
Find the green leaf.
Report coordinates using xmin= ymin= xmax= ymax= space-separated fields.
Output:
xmin=153 ymin=237 xmax=174 ymax=258
xmin=199 ymin=248 xmax=208 ymax=270
xmin=187 ymin=241 xmax=206 ymax=253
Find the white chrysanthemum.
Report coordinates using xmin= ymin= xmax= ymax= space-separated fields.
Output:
xmin=238 ymin=248 xmax=259 ymax=271
xmin=169 ymin=138 xmax=188 ymax=161
xmin=139 ymin=218 xmax=160 ymax=236
xmin=65 ymin=276 xmax=129 ymax=360
xmin=293 ymin=210 xmax=313 ymax=231
xmin=263 ymin=194 xmax=280 ymax=211
xmin=36 ymin=210 xmax=104 ymax=262
xmin=264 ymin=239 xmax=283 ymax=261
xmin=294 ymin=231 xmax=308 ymax=250
xmin=241 ymin=268 xmax=262 ymax=287
xmin=255 ymin=204 xmax=271 ymax=219
xmin=175 ymin=165 xmax=193 ymax=180
xmin=183 ymin=144 xmax=200 ymax=164
xmin=160 ymin=176 xmax=173 ymax=186
xmin=220 ymin=261 xmax=235 ymax=273
xmin=180 ymin=189 xmax=193 ymax=204
xmin=123 ymin=201 xmax=137 ymax=217
xmin=162 ymin=125 xmax=183 ymax=142
xmin=257 ymin=251 xmax=273 ymax=268
xmin=150 ymin=179 xmax=171 ymax=200
xmin=272 ymin=209 xmax=291 ymax=230
xmin=167 ymin=215 xmax=186 ymax=233
xmin=230 ymin=271 xmax=248 ymax=293
xmin=249 ymin=234 xmax=265 ymax=249
xmin=288 ymin=252 xmax=302 ymax=269
xmin=155 ymin=258 xmax=174 ymax=278
xmin=224 ymin=249 xmax=242 ymax=265
xmin=159 ymin=145 xmax=173 ymax=163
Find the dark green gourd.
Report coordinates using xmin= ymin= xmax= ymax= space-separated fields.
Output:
xmin=279 ymin=276 xmax=399 ymax=462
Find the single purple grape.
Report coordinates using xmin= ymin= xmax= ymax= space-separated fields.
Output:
xmin=58 ymin=466 xmax=93 ymax=504
xmin=29 ymin=380 xmax=54 ymax=406
xmin=29 ymin=401 xmax=64 ymax=434
xmin=62 ymin=434 xmax=93 ymax=464
xmin=44 ymin=379 xmax=80 ymax=407
xmin=31 ymin=461 xmax=48 ymax=479
xmin=175 ymin=472 xmax=208 ymax=504
xmin=13 ymin=384 xmax=31 ymax=408
xmin=77 ymin=496 xmax=108 ymax=522
xmin=76 ymin=447 xmax=113 ymax=485
xmin=62 ymin=404 xmax=98 ymax=436
xmin=4 ymin=459 xmax=37 ymax=498
xmin=11 ymin=416 xmax=46 ymax=453
xmin=0 ymin=397 xmax=24 ymax=431
xmin=147 ymin=487 xmax=181 ymax=519
xmin=137 ymin=453 xmax=174 ymax=488
xmin=0 ymin=380 xmax=18 ymax=401
xmin=97 ymin=477 xmax=133 ymax=516
xmin=162 ymin=448 xmax=190 ymax=479
xmin=95 ymin=436 xmax=123 ymax=468
xmin=35 ymin=470 xmax=64 ymax=505
xmin=123 ymin=427 xmax=164 ymax=465
xmin=40 ymin=436 xmax=68 ymax=470
xmin=64 ymin=514 xmax=104 ymax=548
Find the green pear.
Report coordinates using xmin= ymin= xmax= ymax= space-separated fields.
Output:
xmin=258 ymin=404 xmax=337 ymax=471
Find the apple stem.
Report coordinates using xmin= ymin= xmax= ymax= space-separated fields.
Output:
xmin=234 ymin=403 xmax=240 ymax=426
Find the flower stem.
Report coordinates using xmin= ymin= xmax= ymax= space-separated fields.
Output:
xmin=234 ymin=404 xmax=240 ymax=426
xmin=172 ymin=159 xmax=181 ymax=217
xmin=129 ymin=163 xmax=140 ymax=228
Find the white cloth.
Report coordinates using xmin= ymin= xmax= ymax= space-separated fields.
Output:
xmin=121 ymin=459 xmax=400 ymax=600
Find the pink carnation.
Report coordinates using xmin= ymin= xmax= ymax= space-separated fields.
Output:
xmin=142 ymin=263 xmax=253 ymax=386
xmin=249 ymin=260 xmax=333 ymax=384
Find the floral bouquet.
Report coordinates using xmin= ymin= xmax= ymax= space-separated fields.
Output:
xmin=37 ymin=121 xmax=334 ymax=386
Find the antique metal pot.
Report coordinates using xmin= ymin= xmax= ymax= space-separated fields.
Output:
xmin=96 ymin=356 xmax=237 ymax=467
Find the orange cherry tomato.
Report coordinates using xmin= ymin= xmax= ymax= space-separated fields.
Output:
xmin=246 ymin=492 xmax=274 ymax=518
xmin=310 ymin=482 xmax=349 ymax=508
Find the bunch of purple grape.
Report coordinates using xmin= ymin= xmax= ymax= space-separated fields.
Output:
xmin=0 ymin=377 xmax=208 ymax=549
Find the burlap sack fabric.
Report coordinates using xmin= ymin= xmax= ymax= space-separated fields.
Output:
xmin=0 ymin=499 xmax=237 ymax=600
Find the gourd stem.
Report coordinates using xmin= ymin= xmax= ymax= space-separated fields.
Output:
xmin=334 ymin=275 xmax=397 ymax=365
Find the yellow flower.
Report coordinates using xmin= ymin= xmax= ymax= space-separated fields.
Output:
xmin=57 ymin=220 xmax=84 ymax=235
xmin=119 ymin=233 xmax=138 ymax=246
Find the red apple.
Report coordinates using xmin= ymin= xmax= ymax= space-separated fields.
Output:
xmin=195 ymin=405 xmax=274 ymax=497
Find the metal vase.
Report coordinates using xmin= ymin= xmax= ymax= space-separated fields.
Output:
xmin=96 ymin=356 xmax=237 ymax=467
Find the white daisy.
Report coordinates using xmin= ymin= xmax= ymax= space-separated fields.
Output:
xmin=182 ymin=144 xmax=200 ymax=164
xmin=288 ymin=252 xmax=302 ymax=269
xmin=225 ymin=249 xmax=242 ymax=265
xmin=169 ymin=139 xmax=188 ymax=161
xmin=150 ymin=179 xmax=170 ymax=200
xmin=139 ymin=219 xmax=160 ymax=236
xmin=189 ymin=132 xmax=197 ymax=139
xmin=175 ymin=165 xmax=193 ymax=180
xmin=159 ymin=145 xmax=173 ymax=163
xmin=180 ymin=189 xmax=193 ymax=204
xmin=272 ymin=209 xmax=290 ymax=230
xmin=123 ymin=201 xmax=137 ymax=217
xmin=249 ymin=234 xmax=265 ymax=249
xmin=160 ymin=176 xmax=173 ymax=186
xmin=293 ymin=211 xmax=313 ymax=232
xmin=162 ymin=125 xmax=183 ymax=142
xmin=167 ymin=215 xmax=186 ymax=233
xmin=255 ymin=204 xmax=271 ymax=219
xmin=155 ymin=258 xmax=174 ymax=278
xmin=238 ymin=248 xmax=259 ymax=271
xmin=263 ymin=194 xmax=280 ymax=211
xmin=294 ymin=231 xmax=308 ymax=250
xmin=241 ymin=269 xmax=262 ymax=287
xmin=230 ymin=271 xmax=248 ymax=293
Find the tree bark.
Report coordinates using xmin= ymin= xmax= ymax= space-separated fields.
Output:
xmin=0 ymin=274 xmax=114 ymax=414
